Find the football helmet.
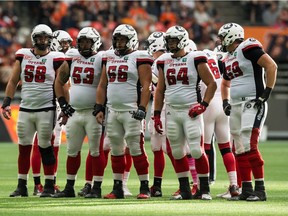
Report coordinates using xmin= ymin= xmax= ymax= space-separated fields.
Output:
xmin=165 ymin=25 xmax=189 ymax=52
xmin=31 ymin=24 xmax=53 ymax=51
xmin=146 ymin=31 xmax=166 ymax=56
xmin=51 ymin=30 xmax=73 ymax=52
xmin=218 ymin=23 xmax=244 ymax=47
xmin=112 ymin=24 xmax=138 ymax=55
xmin=77 ymin=27 xmax=102 ymax=56
xmin=184 ymin=39 xmax=197 ymax=52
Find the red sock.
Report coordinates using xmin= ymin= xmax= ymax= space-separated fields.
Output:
xmin=67 ymin=152 xmax=81 ymax=175
xmin=124 ymin=149 xmax=132 ymax=172
xmin=85 ymin=152 xmax=93 ymax=182
xmin=153 ymin=150 xmax=165 ymax=177
xmin=18 ymin=144 xmax=32 ymax=174
xmin=195 ymin=153 xmax=209 ymax=175
xmin=218 ymin=142 xmax=236 ymax=172
xmin=248 ymin=150 xmax=264 ymax=179
xmin=236 ymin=154 xmax=252 ymax=182
xmin=174 ymin=156 xmax=189 ymax=174
xmin=111 ymin=155 xmax=125 ymax=174
xmin=132 ymin=153 xmax=149 ymax=175
xmin=31 ymin=135 xmax=41 ymax=174
xmin=92 ymin=152 xmax=105 ymax=177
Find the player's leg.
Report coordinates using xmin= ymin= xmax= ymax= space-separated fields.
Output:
xmin=10 ymin=111 xmax=35 ymax=197
xmin=31 ymin=133 xmax=44 ymax=195
xmin=123 ymin=146 xmax=133 ymax=196
xmin=84 ymin=110 xmax=105 ymax=199
xmin=53 ymin=112 xmax=85 ymax=198
xmin=124 ymin=113 xmax=150 ymax=199
xmin=35 ymin=110 xmax=56 ymax=198
xmin=166 ymin=107 xmax=191 ymax=200
xmin=103 ymin=110 xmax=126 ymax=199
xmin=185 ymin=114 xmax=211 ymax=200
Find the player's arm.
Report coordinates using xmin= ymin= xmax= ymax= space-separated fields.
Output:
xmin=1 ymin=60 xmax=21 ymax=120
xmin=95 ymin=65 xmax=108 ymax=124
xmin=198 ymin=62 xmax=217 ymax=105
xmin=154 ymin=66 xmax=165 ymax=112
xmin=257 ymin=53 xmax=277 ymax=89
xmin=138 ymin=63 xmax=152 ymax=109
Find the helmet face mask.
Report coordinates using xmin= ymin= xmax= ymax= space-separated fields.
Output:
xmin=51 ymin=30 xmax=73 ymax=52
xmin=112 ymin=24 xmax=138 ymax=56
xmin=31 ymin=24 xmax=53 ymax=51
xmin=165 ymin=25 xmax=189 ymax=53
xmin=218 ymin=23 xmax=244 ymax=50
xmin=145 ymin=31 xmax=166 ymax=56
xmin=76 ymin=27 xmax=102 ymax=57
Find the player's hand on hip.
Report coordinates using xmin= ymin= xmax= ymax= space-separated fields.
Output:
xmin=222 ymin=99 xmax=231 ymax=116
xmin=153 ymin=110 xmax=163 ymax=134
xmin=132 ymin=106 xmax=146 ymax=121
xmin=1 ymin=106 xmax=11 ymax=120
xmin=58 ymin=111 xmax=68 ymax=126
xmin=188 ymin=101 xmax=208 ymax=118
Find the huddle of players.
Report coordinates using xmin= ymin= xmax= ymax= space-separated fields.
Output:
xmin=1 ymin=21 xmax=276 ymax=202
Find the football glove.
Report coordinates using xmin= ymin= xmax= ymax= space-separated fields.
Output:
xmin=92 ymin=103 xmax=105 ymax=116
xmin=1 ymin=97 xmax=12 ymax=120
xmin=223 ymin=99 xmax=231 ymax=116
xmin=58 ymin=96 xmax=75 ymax=117
xmin=188 ymin=101 xmax=208 ymax=118
xmin=254 ymin=87 xmax=272 ymax=110
xmin=132 ymin=106 xmax=146 ymax=121
xmin=153 ymin=110 xmax=163 ymax=134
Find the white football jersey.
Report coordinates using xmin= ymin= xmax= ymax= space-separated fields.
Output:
xmin=223 ymin=38 xmax=265 ymax=100
xmin=103 ymin=50 xmax=153 ymax=111
xmin=156 ymin=51 xmax=208 ymax=107
xmin=201 ymin=49 xmax=222 ymax=98
xmin=17 ymin=48 xmax=65 ymax=110
xmin=65 ymin=48 xmax=104 ymax=110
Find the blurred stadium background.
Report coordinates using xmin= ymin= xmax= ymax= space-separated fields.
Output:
xmin=0 ymin=0 xmax=288 ymax=142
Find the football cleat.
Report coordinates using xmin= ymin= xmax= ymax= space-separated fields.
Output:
xmin=52 ymin=185 xmax=75 ymax=198
xmin=84 ymin=188 xmax=102 ymax=199
xmin=137 ymin=192 xmax=150 ymax=199
xmin=78 ymin=183 xmax=91 ymax=197
xmin=193 ymin=190 xmax=212 ymax=200
xmin=229 ymin=185 xmax=240 ymax=197
xmin=172 ymin=188 xmax=180 ymax=196
xmin=246 ymin=191 xmax=267 ymax=202
xmin=150 ymin=185 xmax=162 ymax=197
xmin=216 ymin=190 xmax=231 ymax=199
xmin=191 ymin=184 xmax=198 ymax=195
xmin=54 ymin=185 xmax=60 ymax=194
xmin=10 ymin=186 xmax=28 ymax=197
xmin=40 ymin=184 xmax=55 ymax=198
xmin=104 ymin=189 xmax=124 ymax=199
xmin=33 ymin=184 xmax=44 ymax=196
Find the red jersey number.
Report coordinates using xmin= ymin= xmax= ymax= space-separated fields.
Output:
xmin=225 ymin=61 xmax=243 ymax=79
xmin=166 ymin=67 xmax=189 ymax=85
xmin=72 ymin=67 xmax=94 ymax=84
xmin=207 ymin=59 xmax=220 ymax=79
xmin=107 ymin=65 xmax=128 ymax=82
xmin=24 ymin=65 xmax=46 ymax=83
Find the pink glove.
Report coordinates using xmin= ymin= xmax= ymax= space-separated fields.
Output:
xmin=188 ymin=101 xmax=209 ymax=118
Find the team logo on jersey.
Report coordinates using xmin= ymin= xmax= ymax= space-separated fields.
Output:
xmin=42 ymin=59 xmax=47 ymax=63
xmin=124 ymin=56 xmax=129 ymax=60
xmin=165 ymin=59 xmax=173 ymax=64
xmin=182 ymin=58 xmax=187 ymax=62
xmin=107 ymin=56 xmax=115 ymax=62
xmin=245 ymin=103 xmax=252 ymax=109
xmin=24 ymin=55 xmax=33 ymax=60
xmin=234 ymin=51 xmax=237 ymax=57
xmin=90 ymin=58 xmax=95 ymax=62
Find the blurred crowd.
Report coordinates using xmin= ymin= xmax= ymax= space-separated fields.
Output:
xmin=0 ymin=0 xmax=288 ymax=90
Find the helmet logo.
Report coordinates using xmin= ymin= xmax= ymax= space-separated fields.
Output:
xmin=223 ymin=23 xmax=233 ymax=29
xmin=153 ymin=32 xmax=163 ymax=38
xmin=125 ymin=25 xmax=134 ymax=31
xmin=175 ymin=26 xmax=185 ymax=32
xmin=53 ymin=31 xmax=60 ymax=38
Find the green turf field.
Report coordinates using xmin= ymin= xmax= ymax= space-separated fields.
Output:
xmin=0 ymin=140 xmax=287 ymax=216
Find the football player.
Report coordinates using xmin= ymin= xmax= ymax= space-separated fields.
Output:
xmin=31 ymin=30 xmax=73 ymax=196
xmin=53 ymin=27 xmax=105 ymax=199
xmin=146 ymin=31 xmax=177 ymax=197
xmin=95 ymin=24 xmax=153 ymax=199
xmin=218 ymin=23 xmax=277 ymax=201
xmin=154 ymin=25 xmax=217 ymax=200
xmin=1 ymin=24 xmax=65 ymax=197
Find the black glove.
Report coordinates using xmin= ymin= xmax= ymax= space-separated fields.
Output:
xmin=58 ymin=96 xmax=75 ymax=117
xmin=132 ymin=106 xmax=146 ymax=121
xmin=1 ymin=97 xmax=11 ymax=109
xmin=254 ymin=87 xmax=272 ymax=110
xmin=92 ymin=103 xmax=105 ymax=116
xmin=223 ymin=99 xmax=231 ymax=116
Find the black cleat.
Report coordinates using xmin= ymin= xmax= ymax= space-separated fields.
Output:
xmin=53 ymin=185 xmax=75 ymax=198
xmin=85 ymin=188 xmax=102 ymax=199
xmin=246 ymin=191 xmax=267 ymax=201
xmin=150 ymin=185 xmax=162 ymax=197
xmin=78 ymin=183 xmax=91 ymax=197
xmin=10 ymin=186 xmax=28 ymax=197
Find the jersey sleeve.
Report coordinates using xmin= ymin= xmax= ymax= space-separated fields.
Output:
xmin=136 ymin=51 xmax=153 ymax=68
xmin=242 ymin=38 xmax=265 ymax=63
xmin=53 ymin=52 xmax=65 ymax=70
xmin=15 ymin=49 xmax=24 ymax=63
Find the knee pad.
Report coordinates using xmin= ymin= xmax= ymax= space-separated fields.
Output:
xmin=39 ymin=146 xmax=55 ymax=165
xmin=126 ymin=134 xmax=143 ymax=156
